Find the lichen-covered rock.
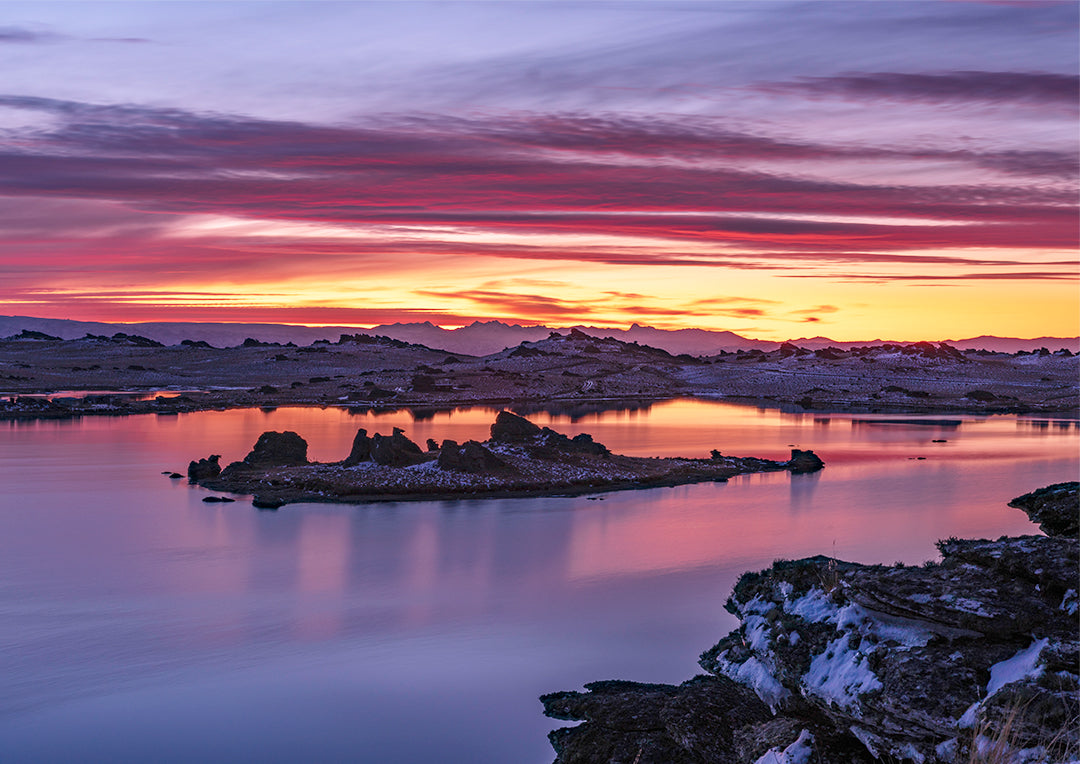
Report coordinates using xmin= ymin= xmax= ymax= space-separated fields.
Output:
xmin=242 ymin=431 xmax=308 ymax=467
xmin=187 ymin=454 xmax=221 ymax=481
xmin=1008 ymin=482 xmax=1079 ymax=539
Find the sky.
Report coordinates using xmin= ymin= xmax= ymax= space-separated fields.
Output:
xmin=0 ymin=1 xmax=1077 ymax=340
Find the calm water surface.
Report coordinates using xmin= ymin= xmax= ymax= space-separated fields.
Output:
xmin=0 ymin=400 xmax=1075 ymax=763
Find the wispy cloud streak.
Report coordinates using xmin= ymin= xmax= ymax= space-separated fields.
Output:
xmin=760 ymin=71 xmax=1080 ymax=106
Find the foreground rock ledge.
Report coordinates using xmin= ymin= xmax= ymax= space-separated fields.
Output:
xmin=188 ymin=411 xmax=822 ymax=508
xmin=542 ymin=483 xmax=1079 ymax=764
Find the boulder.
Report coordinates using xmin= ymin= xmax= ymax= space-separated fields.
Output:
xmin=411 ymin=374 xmax=436 ymax=392
xmin=508 ymin=345 xmax=544 ymax=358
xmin=1008 ymin=482 xmax=1079 ymax=539
xmin=370 ymin=428 xmax=426 ymax=467
xmin=490 ymin=411 xmax=542 ymax=442
xmin=343 ymin=428 xmax=372 ymax=466
xmin=786 ymin=449 xmax=824 ymax=473
xmin=437 ymin=440 xmax=507 ymax=473
xmin=4 ymin=329 xmax=62 ymax=341
xmin=187 ymin=454 xmax=221 ymax=480
xmin=533 ymin=428 xmax=610 ymax=457
xmin=541 ymin=676 xmax=772 ymax=764
xmin=242 ymin=431 xmax=308 ymax=467
xmin=541 ymin=676 xmax=877 ymax=764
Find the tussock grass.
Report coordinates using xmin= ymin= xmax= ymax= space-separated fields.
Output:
xmin=962 ymin=695 xmax=1079 ymax=764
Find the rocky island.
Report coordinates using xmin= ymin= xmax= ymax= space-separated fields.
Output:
xmin=187 ymin=411 xmax=823 ymax=508
xmin=541 ymin=482 xmax=1079 ymax=764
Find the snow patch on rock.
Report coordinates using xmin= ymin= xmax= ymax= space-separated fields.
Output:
xmin=1060 ymin=588 xmax=1077 ymax=616
xmin=986 ymin=637 xmax=1048 ymax=697
xmin=802 ymin=634 xmax=883 ymax=714
xmin=784 ymin=586 xmax=838 ymax=623
xmin=752 ymin=729 xmax=814 ymax=764
xmin=716 ymin=652 xmax=791 ymax=712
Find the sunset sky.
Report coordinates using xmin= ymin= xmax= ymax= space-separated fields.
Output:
xmin=1 ymin=1 xmax=1076 ymax=340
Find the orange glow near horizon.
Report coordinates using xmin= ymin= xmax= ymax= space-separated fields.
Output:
xmin=7 ymin=217 xmax=1077 ymax=341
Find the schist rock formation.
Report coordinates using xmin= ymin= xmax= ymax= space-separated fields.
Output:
xmin=541 ymin=483 xmax=1080 ymax=764
xmin=187 ymin=411 xmax=823 ymax=508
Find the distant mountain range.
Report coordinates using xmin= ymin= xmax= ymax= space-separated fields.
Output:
xmin=1 ymin=315 xmax=1076 ymax=355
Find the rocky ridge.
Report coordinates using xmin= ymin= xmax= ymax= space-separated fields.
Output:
xmin=189 ymin=411 xmax=821 ymax=508
xmin=2 ymin=330 xmax=1076 ymax=420
xmin=541 ymin=483 xmax=1079 ymax=763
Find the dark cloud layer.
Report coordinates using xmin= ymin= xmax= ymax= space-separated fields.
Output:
xmin=765 ymin=70 xmax=1080 ymax=106
xmin=0 ymin=95 xmax=1075 ymax=290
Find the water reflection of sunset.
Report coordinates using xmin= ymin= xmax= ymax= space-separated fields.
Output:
xmin=144 ymin=400 xmax=1078 ymax=467
xmin=1 ymin=397 xmax=1075 ymax=762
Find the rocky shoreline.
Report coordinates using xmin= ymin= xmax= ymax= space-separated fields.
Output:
xmin=2 ymin=329 xmax=1077 ymax=421
xmin=187 ymin=411 xmax=824 ymax=509
xmin=541 ymin=483 xmax=1079 ymax=764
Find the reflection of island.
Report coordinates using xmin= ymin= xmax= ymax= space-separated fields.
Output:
xmin=188 ymin=411 xmax=823 ymax=509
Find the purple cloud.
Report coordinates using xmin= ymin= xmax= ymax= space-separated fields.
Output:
xmin=761 ymin=70 xmax=1079 ymax=106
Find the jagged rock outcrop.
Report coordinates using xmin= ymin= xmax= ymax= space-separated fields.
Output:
xmin=490 ymin=410 xmax=542 ymax=442
xmin=544 ymin=485 xmax=1080 ymax=764
xmin=305 ymin=425 xmax=426 ymax=472
xmin=343 ymin=428 xmax=372 ymax=466
xmin=370 ymin=427 xmax=426 ymax=467
xmin=82 ymin=332 xmax=164 ymax=347
xmin=187 ymin=454 xmax=221 ymax=481
xmin=490 ymin=410 xmax=610 ymax=457
xmin=241 ymin=431 xmax=308 ymax=467
xmin=1008 ymin=482 xmax=1078 ymax=539
xmin=785 ymin=449 xmax=824 ymax=474
xmin=3 ymin=329 xmax=62 ymax=341
xmin=701 ymin=538 xmax=1078 ymax=761
xmin=532 ymin=428 xmax=610 ymax=458
xmin=698 ymin=536 xmax=1078 ymax=762
xmin=437 ymin=439 xmax=507 ymax=473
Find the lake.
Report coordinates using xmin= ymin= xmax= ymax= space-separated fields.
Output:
xmin=0 ymin=399 xmax=1075 ymax=763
